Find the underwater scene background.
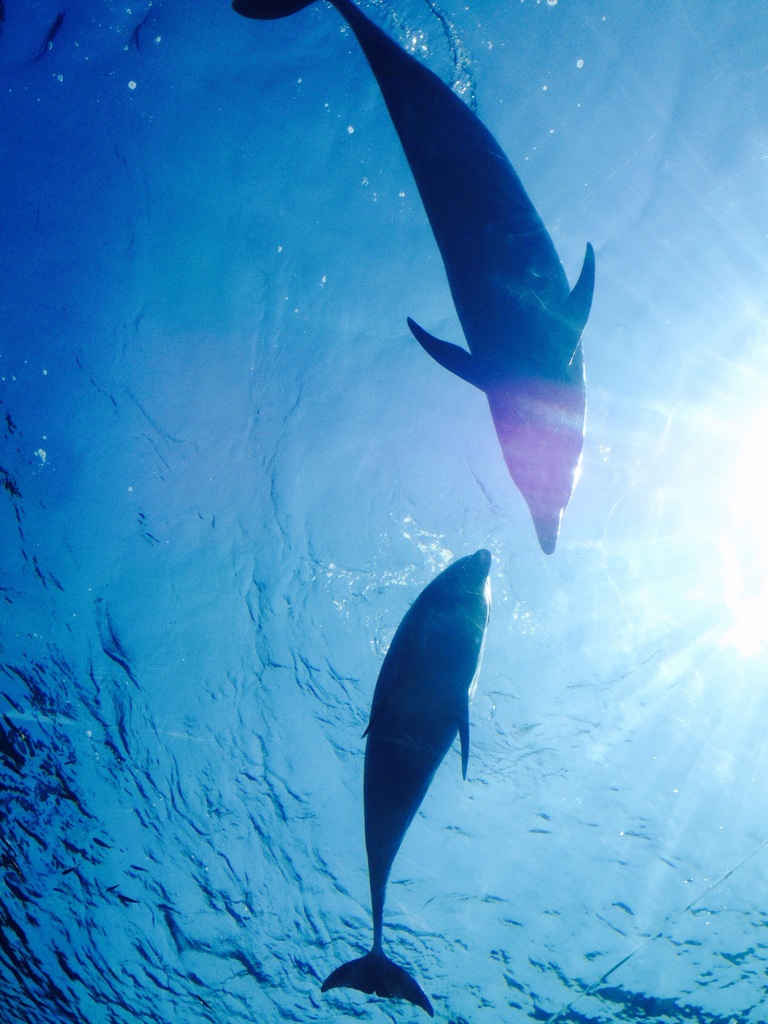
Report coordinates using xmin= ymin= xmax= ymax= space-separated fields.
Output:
xmin=3 ymin=0 xmax=768 ymax=1021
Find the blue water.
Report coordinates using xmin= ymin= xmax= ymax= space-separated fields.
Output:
xmin=3 ymin=1 xmax=768 ymax=1021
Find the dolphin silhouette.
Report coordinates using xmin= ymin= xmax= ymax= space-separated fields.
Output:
xmin=320 ymin=549 xmax=491 ymax=1016
xmin=233 ymin=0 xmax=595 ymax=554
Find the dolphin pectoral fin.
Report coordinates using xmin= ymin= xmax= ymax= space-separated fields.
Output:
xmin=322 ymin=949 xmax=434 ymax=1017
xmin=407 ymin=317 xmax=486 ymax=391
xmin=459 ymin=711 xmax=470 ymax=780
xmin=564 ymin=242 xmax=595 ymax=334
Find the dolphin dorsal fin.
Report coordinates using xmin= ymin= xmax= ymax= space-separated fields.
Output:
xmin=564 ymin=242 xmax=595 ymax=335
xmin=407 ymin=317 xmax=488 ymax=392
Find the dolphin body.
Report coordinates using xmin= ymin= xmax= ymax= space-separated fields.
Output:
xmin=234 ymin=0 xmax=595 ymax=554
xmin=321 ymin=549 xmax=491 ymax=1016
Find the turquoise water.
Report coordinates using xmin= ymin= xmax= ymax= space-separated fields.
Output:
xmin=2 ymin=1 xmax=768 ymax=1021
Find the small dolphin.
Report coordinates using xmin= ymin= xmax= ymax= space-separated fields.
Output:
xmin=321 ymin=549 xmax=491 ymax=1016
xmin=233 ymin=0 xmax=595 ymax=554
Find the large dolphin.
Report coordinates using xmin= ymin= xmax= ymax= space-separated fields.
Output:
xmin=321 ymin=549 xmax=491 ymax=1016
xmin=233 ymin=0 xmax=595 ymax=554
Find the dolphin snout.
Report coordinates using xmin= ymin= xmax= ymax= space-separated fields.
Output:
xmin=532 ymin=513 xmax=561 ymax=556
xmin=458 ymin=549 xmax=492 ymax=594
xmin=473 ymin=548 xmax=492 ymax=575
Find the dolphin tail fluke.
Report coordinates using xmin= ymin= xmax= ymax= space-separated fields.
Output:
xmin=407 ymin=317 xmax=487 ymax=391
xmin=322 ymin=948 xmax=434 ymax=1017
xmin=232 ymin=0 xmax=315 ymax=19
xmin=565 ymin=242 xmax=595 ymax=334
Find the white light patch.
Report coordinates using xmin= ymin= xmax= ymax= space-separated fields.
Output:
xmin=721 ymin=407 xmax=768 ymax=655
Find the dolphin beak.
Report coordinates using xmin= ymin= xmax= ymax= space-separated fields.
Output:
xmin=533 ymin=514 xmax=561 ymax=556
xmin=473 ymin=548 xmax=492 ymax=576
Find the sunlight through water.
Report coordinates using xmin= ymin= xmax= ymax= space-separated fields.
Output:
xmin=721 ymin=406 xmax=768 ymax=656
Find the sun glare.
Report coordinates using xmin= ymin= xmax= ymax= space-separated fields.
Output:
xmin=720 ymin=407 xmax=768 ymax=656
